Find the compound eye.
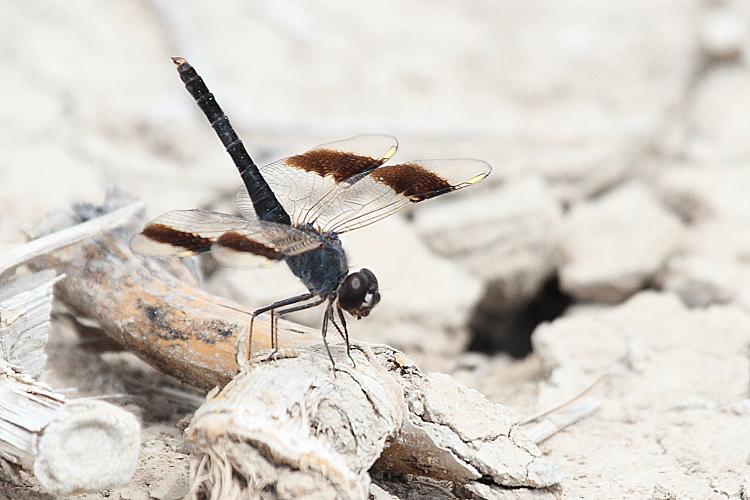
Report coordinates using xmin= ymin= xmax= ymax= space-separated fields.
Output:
xmin=338 ymin=268 xmax=380 ymax=318
xmin=359 ymin=268 xmax=378 ymax=289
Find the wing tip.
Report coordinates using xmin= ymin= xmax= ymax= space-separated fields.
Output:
xmin=383 ymin=143 xmax=398 ymax=161
xmin=466 ymin=160 xmax=492 ymax=184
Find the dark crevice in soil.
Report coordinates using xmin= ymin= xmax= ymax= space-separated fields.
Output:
xmin=467 ymin=275 xmax=573 ymax=358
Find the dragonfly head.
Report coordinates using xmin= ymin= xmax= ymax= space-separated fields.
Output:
xmin=338 ymin=268 xmax=380 ymax=319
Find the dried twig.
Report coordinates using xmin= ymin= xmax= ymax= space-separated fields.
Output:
xmin=0 ymin=266 xmax=141 ymax=494
xmin=520 ymin=371 xmax=606 ymax=425
xmin=0 ymin=360 xmax=141 ymax=495
xmin=520 ymin=372 xmax=605 ymax=444
xmin=0 ymin=271 xmax=61 ymax=378
xmin=0 ymin=199 xmax=144 ymax=279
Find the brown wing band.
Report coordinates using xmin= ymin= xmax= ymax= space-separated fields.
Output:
xmin=141 ymin=223 xmax=213 ymax=253
xmin=215 ymin=232 xmax=284 ymax=260
xmin=285 ymin=149 xmax=385 ymax=183
xmin=371 ymin=163 xmax=453 ymax=201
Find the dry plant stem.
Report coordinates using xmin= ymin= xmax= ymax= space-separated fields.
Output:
xmin=524 ymin=397 xmax=601 ymax=444
xmin=0 ymin=200 xmax=144 ymax=278
xmin=0 ymin=361 xmax=65 ymax=472
xmin=0 ymin=359 xmax=140 ymax=495
xmin=0 ymin=270 xmax=61 ymax=379
xmin=520 ymin=371 xmax=607 ymax=425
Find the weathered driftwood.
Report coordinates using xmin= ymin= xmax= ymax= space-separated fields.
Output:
xmin=0 ymin=198 xmax=144 ymax=281
xmin=0 ymin=357 xmax=141 ymax=495
xmin=0 ymin=197 xmax=147 ymax=495
xmin=0 ymin=270 xmax=60 ymax=379
xmin=28 ymin=204 xmax=323 ymax=391
xmin=0 ymin=359 xmax=65 ymax=478
xmin=185 ymin=345 xmax=561 ymax=500
xmin=29 ymin=199 xmax=562 ymax=498
xmin=0 ymin=198 xmax=141 ymax=378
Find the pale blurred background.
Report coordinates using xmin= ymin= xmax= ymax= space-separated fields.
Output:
xmin=2 ymin=1 xmax=750 ymax=497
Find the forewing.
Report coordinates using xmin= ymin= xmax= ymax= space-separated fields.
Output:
xmin=239 ymin=135 xmax=398 ymax=225
xmin=130 ymin=209 xmax=324 ymax=269
xmin=130 ymin=210 xmax=250 ymax=257
xmin=318 ymin=158 xmax=492 ymax=233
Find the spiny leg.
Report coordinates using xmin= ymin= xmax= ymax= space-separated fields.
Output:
xmin=327 ymin=302 xmax=345 ymax=357
xmin=320 ymin=308 xmax=336 ymax=369
xmin=337 ymin=304 xmax=353 ymax=363
xmin=274 ymin=295 xmax=327 ymax=316
xmin=268 ymin=309 xmax=279 ymax=356
xmin=329 ymin=302 xmax=355 ymax=367
xmin=336 ymin=305 xmax=350 ymax=350
xmin=273 ymin=295 xmax=330 ymax=361
xmin=218 ymin=301 xmax=255 ymax=366
xmin=243 ymin=312 xmax=257 ymax=364
xmin=245 ymin=292 xmax=315 ymax=362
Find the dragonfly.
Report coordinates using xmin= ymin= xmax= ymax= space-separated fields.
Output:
xmin=131 ymin=57 xmax=491 ymax=367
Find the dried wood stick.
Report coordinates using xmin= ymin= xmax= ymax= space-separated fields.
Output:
xmin=185 ymin=345 xmax=561 ymax=500
xmin=0 ymin=234 xmax=142 ymax=495
xmin=0 ymin=198 xmax=144 ymax=278
xmin=31 ymin=227 xmax=322 ymax=390
xmin=0 ymin=270 xmax=61 ymax=378
xmin=0 ymin=360 xmax=140 ymax=495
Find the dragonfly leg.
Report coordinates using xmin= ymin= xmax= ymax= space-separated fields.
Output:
xmin=241 ymin=292 xmax=315 ymax=363
xmin=329 ymin=302 xmax=355 ymax=367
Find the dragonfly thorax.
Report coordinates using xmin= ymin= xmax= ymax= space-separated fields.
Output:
xmin=284 ymin=231 xmax=348 ymax=297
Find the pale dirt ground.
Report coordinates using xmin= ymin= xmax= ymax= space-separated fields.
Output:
xmin=1 ymin=0 xmax=750 ymax=499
